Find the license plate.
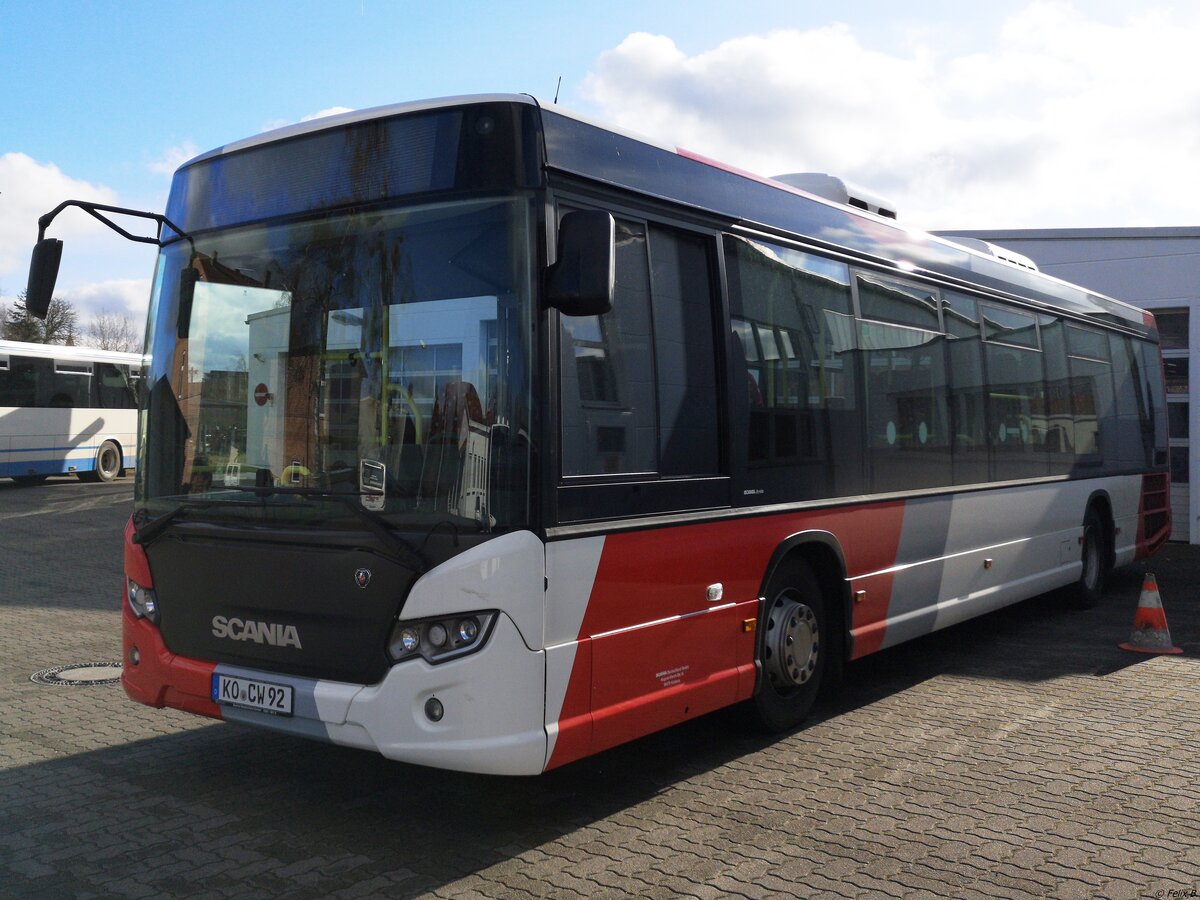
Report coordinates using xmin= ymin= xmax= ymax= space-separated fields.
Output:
xmin=212 ymin=673 xmax=294 ymax=717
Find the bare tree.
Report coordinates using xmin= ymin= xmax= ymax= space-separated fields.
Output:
xmin=87 ymin=308 xmax=142 ymax=352
xmin=42 ymin=296 xmax=79 ymax=345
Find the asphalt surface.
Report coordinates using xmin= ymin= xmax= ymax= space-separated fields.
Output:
xmin=1 ymin=476 xmax=1198 ymax=898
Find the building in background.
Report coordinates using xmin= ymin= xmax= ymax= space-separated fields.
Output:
xmin=938 ymin=227 xmax=1198 ymax=544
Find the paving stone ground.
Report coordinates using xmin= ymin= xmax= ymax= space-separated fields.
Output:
xmin=1 ymin=477 xmax=1198 ymax=898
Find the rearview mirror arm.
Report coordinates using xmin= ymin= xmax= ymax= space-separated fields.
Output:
xmin=37 ymin=199 xmax=192 ymax=251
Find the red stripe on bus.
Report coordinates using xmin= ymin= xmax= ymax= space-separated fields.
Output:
xmin=122 ymin=518 xmax=221 ymax=718
xmin=546 ymin=501 xmax=906 ymax=769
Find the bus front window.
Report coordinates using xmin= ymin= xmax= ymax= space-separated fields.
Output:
xmin=138 ymin=196 xmax=535 ymax=532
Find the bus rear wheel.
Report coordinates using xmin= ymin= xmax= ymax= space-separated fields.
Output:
xmin=82 ymin=440 xmax=123 ymax=483
xmin=749 ymin=559 xmax=827 ymax=732
xmin=1070 ymin=507 xmax=1108 ymax=609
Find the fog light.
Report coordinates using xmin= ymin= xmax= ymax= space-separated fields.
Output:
xmin=425 ymin=697 xmax=444 ymax=722
xmin=128 ymin=646 xmax=140 ymax=666
xmin=427 ymin=623 xmax=448 ymax=648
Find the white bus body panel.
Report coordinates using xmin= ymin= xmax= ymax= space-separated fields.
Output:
xmin=0 ymin=407 xmax=136 ymax=475
xmin=216 ymin=529 xmax=549 ymax=775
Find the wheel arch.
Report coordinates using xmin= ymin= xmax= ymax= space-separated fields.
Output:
xmin=1083 ymin=489 xmax=1115 ymax=568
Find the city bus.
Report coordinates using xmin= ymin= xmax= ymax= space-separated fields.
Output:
xmin=0 ymin=339 xmax=140 ymax=484
xmin=27 ymin=94 xmax=1170 ymax=775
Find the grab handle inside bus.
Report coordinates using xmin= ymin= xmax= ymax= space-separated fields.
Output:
xmin=25 ymin=238 xmax=63 ymax=319
xmin=177 ymin=267 xmax=199 ymax=339
xmin=545 ymin=210 xmax=615 ymax=316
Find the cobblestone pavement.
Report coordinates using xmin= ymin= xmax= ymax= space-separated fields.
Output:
xmin=1 ymin=477 xmax=1198 ymax=898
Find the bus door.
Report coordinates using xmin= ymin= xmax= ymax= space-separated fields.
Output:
xmin=551 ymin=214 xmax=740 ymax=759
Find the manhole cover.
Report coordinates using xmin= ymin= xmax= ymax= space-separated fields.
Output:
xmin=31 ymin=661 xmax=123 ymax=686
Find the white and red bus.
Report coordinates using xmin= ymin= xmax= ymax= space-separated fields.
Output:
xmin=0 ymin=339 xmax=140 ymax=484
xmin=29 ymin=95 xmax=1170 ymax=774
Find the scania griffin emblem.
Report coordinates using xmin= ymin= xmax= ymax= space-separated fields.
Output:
xmin=354 ymin=567 xmax=372 ymax=589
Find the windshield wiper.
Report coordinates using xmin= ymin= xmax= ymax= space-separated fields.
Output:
xmin=132 ymin=499 xmax=238 ymax=546
xmin=225 ymin=485 xmax=427 ymax=574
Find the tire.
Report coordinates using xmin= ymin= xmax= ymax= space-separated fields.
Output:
xmin=749 ymin=559 xmax=828 ymax=732
xmin=1071 ymin=507 xmax=1108 ymax=609
xmin=93 ymin=440 xmax=123 ymax=483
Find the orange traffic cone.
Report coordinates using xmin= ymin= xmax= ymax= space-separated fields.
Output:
xmin=1119 ymin=574 xmax=1182 ymax=655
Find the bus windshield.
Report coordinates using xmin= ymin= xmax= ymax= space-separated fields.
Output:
xmin=138 ymin=195 xmax=535 ymax=533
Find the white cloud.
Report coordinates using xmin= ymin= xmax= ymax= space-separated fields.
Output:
xmin=580 ymin=4 xmax=1200 ymax=229
xmin=61 ymin=278 xmax=152 ymax=329
xmin=301 ymin=106 xmax=354 ymax=122
xmin=148 ymin=141 xmax=201 ymax=176
xmin=261 ymin=106 xmax=356 ymax=133
xmin=0 ymin=153 xmax=119 ymax=287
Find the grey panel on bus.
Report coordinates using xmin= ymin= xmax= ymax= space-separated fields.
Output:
xmin=881 ymin=496 xmax=952 ymax=648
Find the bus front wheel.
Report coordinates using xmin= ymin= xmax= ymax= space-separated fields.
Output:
xmin=749 ymin=559 xmax=827 ymax=732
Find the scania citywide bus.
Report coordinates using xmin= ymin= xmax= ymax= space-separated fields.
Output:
xmin=1 ymin=339 xmax=140 ymax=484
xmin=28 ymin=95 xmax=1170 ymax=774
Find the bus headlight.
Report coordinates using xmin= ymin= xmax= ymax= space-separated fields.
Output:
xmin=127 ymin=578 xmax=160 ymax=625
xmin=387 ymin=612 xmax=496 ymax=665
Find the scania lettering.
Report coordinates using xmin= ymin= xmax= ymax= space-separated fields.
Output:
xmin=211 ymin=616 xmax=302 ymax=649
xmin=27 ymin=94 xmax=1170 ymax=775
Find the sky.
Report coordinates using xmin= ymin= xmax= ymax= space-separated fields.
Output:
xmin=3 ymin=0 xmax=1199 ymax=333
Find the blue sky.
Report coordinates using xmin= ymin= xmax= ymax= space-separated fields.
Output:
xmin=2 ymin=0 xmax=1196 ymax=329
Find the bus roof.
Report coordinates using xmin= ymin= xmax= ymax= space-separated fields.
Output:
xmin=175 ymin=93 xmax=1152 ymax=338
xmin=0 ymin=339 xmax=142 ymax=366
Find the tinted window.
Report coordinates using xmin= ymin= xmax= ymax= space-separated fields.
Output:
xmin=724 ymin=235 xmax=862 ymax=501
xmin=983 ymin=304 xmax=1040 ymax=350
xmin=0 ymin=357 xmax=38 ymax=407
xmin=1039 ymin=315 xmax=1074 ymax=475
xmin=943 ymin=292 xmax=989 ymax=485
xmin=96 ymin=363 xmax=138 ymax=409
xmin=559 ymin=219 xmax=721 ymax=485
xmin=860 ymin=319 xmax=950 ymax=491
xmin=649 ymin=226 xmax=720 ymax=476
xmin=1110 ymin=333 xmax=1149 ymax=471
xmin=1135 ymin=339 xmax=1169 ymax=468
xmin=857 ymin=274 xmax=939 ymax=331
xmin=560 ymin=220 xmax=656 ymax=476
xmin=985 ymin=307 xmax=1047 ymax=479
xmin=1067 ymin=324 xmax=1115 ymax=467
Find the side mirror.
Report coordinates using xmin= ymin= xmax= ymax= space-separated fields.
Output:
xmin=545 ymin=210 xmax=614 ymax=316
xmin=25 ymin=238 xmax=63 ymax=319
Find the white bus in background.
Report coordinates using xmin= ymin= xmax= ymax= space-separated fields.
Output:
xmin=0 ymin=339 xmax=141 ymax=485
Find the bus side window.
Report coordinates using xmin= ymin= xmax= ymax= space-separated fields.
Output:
xmin=1066 ymin=324 xmax=1113 ymax=467
xmin=1109 ymin=333 xmax=1145 ymax=472
xmin=983 ymin=304 xmax=1048 ymax=480
xmin=943 ymin=292 xmax=989 ymax=486
xmin=723 ymin=234 xmax=862 ymax=502
xmin=1039 ymin=315 xmax=1075 ymax=475
xmin=559 ymin=219 xmax=656 ymax=477
xmin=647 ymin=224 xmax=719 ymax=477
xmin=96 ymin=363 xmax=125 ymax=408
xmin=558 ymin=218 xmax=721 ymax=482
xmin=855 ymin=275 xmax=950 ymax=492
xmin=0 ymin=357 xmax=37 ymax=407
xmin=49 ymin=361 xmax=90 ymax=409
